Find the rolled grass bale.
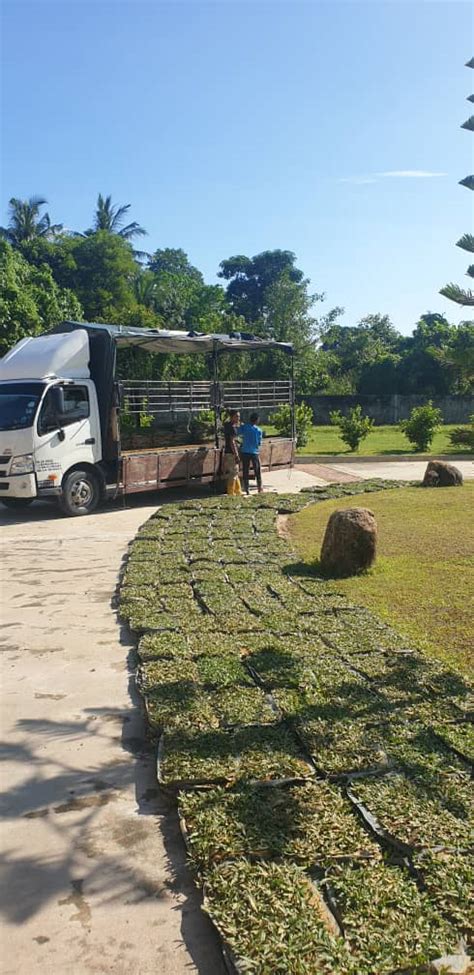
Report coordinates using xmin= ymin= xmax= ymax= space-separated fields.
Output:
xmin=320 ymin=507 xmax=377 ymax=578
xmin=422 ymin=460 xmax=463 ymax=488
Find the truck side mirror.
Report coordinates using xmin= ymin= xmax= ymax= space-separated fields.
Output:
xmin=51 ymin=386 xmax=65 ymax=416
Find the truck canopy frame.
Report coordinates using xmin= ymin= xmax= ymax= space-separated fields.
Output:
xmin=58 ymin=320 xmax=294 ymax=357
xmin=53 ymin=321 xmax=296 ymax=445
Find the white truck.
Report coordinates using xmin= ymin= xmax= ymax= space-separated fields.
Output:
xmin=0 ymin=321 xmax=295 ymax=516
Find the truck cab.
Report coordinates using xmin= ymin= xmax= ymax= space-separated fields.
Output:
xmin=0 ymin=330 xmax=105 ymax=515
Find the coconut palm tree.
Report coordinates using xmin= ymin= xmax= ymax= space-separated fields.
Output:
xmin=86 ymin=194 xmax=147 ymax=241
xmin=0 ymin=196 xmax=63 ymax=246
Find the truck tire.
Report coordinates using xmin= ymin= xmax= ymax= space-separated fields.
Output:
xmin=0 ymin=497 xmax=34 ymax=509
xmin=59 ymin=469 xmax=100 ymax=516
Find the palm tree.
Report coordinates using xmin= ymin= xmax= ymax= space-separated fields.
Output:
xmin=133 ymin=270 xmax=158 ymax=309
xmin=0 ymin=196 xmax=63 ymax=246
xmin=86 ymin=194 xmax=147 ymax=241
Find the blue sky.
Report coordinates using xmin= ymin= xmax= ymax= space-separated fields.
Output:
xmin=1 ymin=0 xmax=472 ymax=334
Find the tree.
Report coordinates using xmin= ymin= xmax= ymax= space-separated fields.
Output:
xmin=144 ymin=248 xmax=239 ymax=335
xmin=133 ymin=269 xmax=159 ymax=310
xmin=431 ymin=319 xmax=474 ymax=393
xmin=397 ymin=313 xmax=455 ymax=396
xmin=148 ymin=247 xmax=203 ymax=281
xmin=260 ymin=269 xmax=321 ymax=391
xmin=320 ymin=313 xmax=402 ymax=393
xmin=85 ymin=194 xmax=147 ymax=242
xmin=0 ymin=196 xmax=63 ymax=247
xmin=0 ymin=240 xmax=82 ymax=355
xmin=218 ymin=250 xmax=306 ymax=325
xmin=440 ymin=59 xmax=474 ymax=306
xmin=50 ymin=231 xmax=138 ymax=321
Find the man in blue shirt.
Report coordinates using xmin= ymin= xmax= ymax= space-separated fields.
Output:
xmin=239 ymin=412 xmax=263 ymax=494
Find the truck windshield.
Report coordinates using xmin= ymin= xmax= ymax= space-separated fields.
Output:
xmin=0 ymin=382 xmax=45 ymax=431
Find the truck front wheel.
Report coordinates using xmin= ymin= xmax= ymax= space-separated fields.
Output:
xmin=59 ymin=469 xmax=100 ymax=517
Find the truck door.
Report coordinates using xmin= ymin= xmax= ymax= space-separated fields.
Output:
xmin=34 ymin=383 xmax=101 ymax=490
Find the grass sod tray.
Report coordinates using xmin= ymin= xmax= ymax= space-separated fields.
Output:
xmin=138 ymin=631 xmax=191 ymax=660
xmin=120 ymin=483 xmax=473 ymax=973
xmin=431 ymin=720 xmax=474 ymax=764
xmin=157 ymin=723 xmax=314 ymax=789
xmin=348 ymin=771 xmax=473 ymax=852
xmin=145 ymin=683 xmax=277 ymax=733
xmin=202 ymin=860 xmax=354 ymax=975
xmin=321 ymin=859 xmax=462 ymax=974
xmin=286 ymin=711 xmax=393 ymax=777
xmin=380 ymin=721 xmax=474 ymax=789
xmin=178 ymin=781 xmax=380 ymax=872
xmin=412 ymin=849 xmax=474 ymax=938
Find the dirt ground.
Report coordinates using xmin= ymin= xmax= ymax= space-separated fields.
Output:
xmin=0 ymin=494 xmax=226 ymax=975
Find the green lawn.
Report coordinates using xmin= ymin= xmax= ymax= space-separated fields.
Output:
xmin=264 ymin=423 xmax=472 ymax=456
xmin=287 ymin=484 xmax=474 ymax=675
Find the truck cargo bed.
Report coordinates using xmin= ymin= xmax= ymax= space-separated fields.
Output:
xmin=119 ymin=438 xmax=294 ymax=494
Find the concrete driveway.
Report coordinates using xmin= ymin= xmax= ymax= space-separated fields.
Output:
xmin=0 ymin=496 xmax=226 ymax=975
xmin=326 ymin=458 xmax=474 ymax=482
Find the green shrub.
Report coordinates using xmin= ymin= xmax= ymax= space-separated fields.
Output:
xmin=120 ymin=396 xmax=154 ymax=431
xmin=329 ymin=405 xmax=374 ymax=452
xmin=120 ymin=404 xmax=136 ymax=432
xmin=139 ymin=410 xmax=153 ymax=428
xmin=449 ymin=414 xmax=474 ymax=450
xmin=400 ymin=401 xmax=443 ymax=452
xmin=270 ymin=401 xmax=313 ymax=447
xmin=189 ymin=409 xmax=215 ymax=443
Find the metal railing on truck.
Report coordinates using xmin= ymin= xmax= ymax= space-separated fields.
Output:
xmin=121 ymin=379 xmax=293 ymax=415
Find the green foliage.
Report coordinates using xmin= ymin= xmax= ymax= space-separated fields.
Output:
xmin=329 ymin=405 xmax=374 ymax=451
xmin=138 ymin=409 xmax=153 ymax=428
xmin=218 ymin=249 xmax=306 ymax=323
xmin=441 ymin=64 xmax=474 ymax=307
xmin=148 ymin=247 xmax=203 ymax=280
xmin=449 ymin=414 xmax=474 ymax=449
xmin=0 ymin=196 xmax=63 ymax=246
xmin=55 ymin=231 xmax=138 ymax=320
xmin=439 ymin=283 xmax=474 ymax=306
xmin=270 ymin=401 xmax=313 ymax=446
xmin=0 ymin=240 xmax=82 ymax=355
xmin=400 ymin=401 xmax=443 ymax=451
xmin=189 ymin=409 xmax=215 ymax=443
xmin=85 ymin=193 xmax=147 ymax=242
xmin=320 ymin=314 xmax=401 ymax=395
xmin=119 ymin=408 xmax=136 ymax=432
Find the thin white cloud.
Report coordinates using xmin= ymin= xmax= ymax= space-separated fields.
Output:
xmin=376 ymin=170 xmax=447 ymax=178
xmin=338 ymin=169 xmax=447 ymax=185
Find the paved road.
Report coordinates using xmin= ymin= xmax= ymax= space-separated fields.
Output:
xmin=327 ymin=458 xmax=474 ymax=481
xmin=0 ymin=497 xmax=226 ymax=975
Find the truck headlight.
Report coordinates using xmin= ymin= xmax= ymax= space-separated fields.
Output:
xmin=10 ymin=454 xmax=35 ymax=474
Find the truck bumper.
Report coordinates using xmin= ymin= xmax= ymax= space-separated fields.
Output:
xmin=0 ymin=472 xmax=37 ymax=500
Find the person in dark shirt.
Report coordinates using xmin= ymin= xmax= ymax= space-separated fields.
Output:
xmin=239 ymin=412 xmax=263 ymax=494
xmin=222 ymin=409 xmax=242 ymax=495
